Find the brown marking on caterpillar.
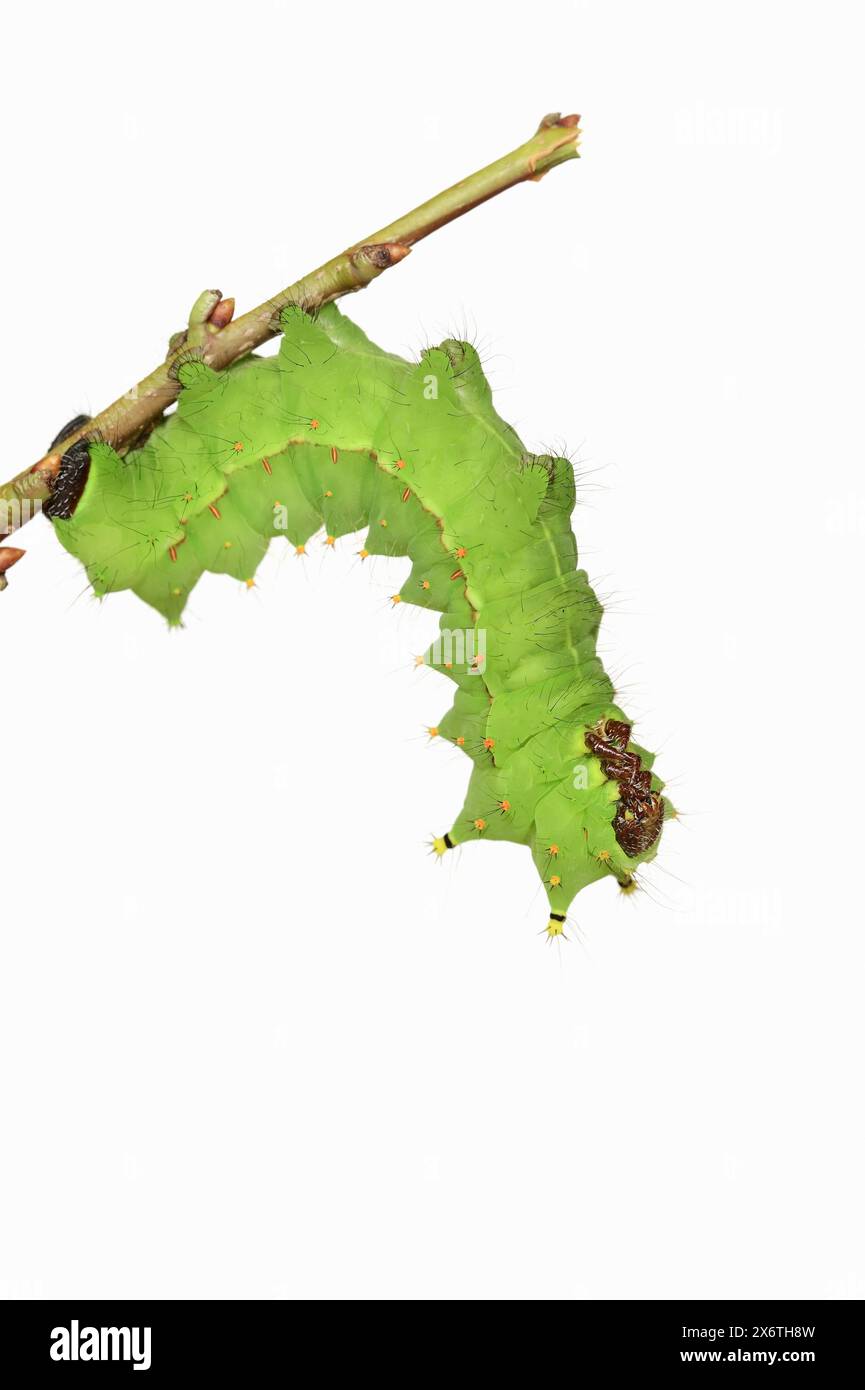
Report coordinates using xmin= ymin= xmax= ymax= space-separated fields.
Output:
xmin=603 ymin=719 xmax=632 ymax=751
xmin=585 ymin=719 xmax=664 ymax=859
xmin=262 ymin=458 xmax=272 ymax=475
xmin=331 ymin=447 xmax=339 ymax=464
xmin=208 ymin=504 xmax=221 ymax=519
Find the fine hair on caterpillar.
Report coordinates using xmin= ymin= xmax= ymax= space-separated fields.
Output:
xmin=5 ymin=116 xmax=677 ymax=940
xmin=42 ymin=303 xmax=672 ymax=935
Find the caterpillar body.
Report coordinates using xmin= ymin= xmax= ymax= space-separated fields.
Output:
xmin=50 ymin=303 xmax=670 ymax=934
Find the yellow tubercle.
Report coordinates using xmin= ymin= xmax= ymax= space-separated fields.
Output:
xmin=432 ymin=836 xmax=449 ymax=857
xmin=545 ymin=918 xmax=565 ymax=939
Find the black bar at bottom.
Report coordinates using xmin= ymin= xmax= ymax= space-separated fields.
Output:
xmin=0 ymin=1299 xmax=859 ymax=1375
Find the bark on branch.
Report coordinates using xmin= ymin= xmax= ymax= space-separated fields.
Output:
xmin=0 ymin=113 xmax=580 ymax=546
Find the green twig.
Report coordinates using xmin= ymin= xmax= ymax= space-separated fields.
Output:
xmin=0 ymin=113 xmax=580 ymax=544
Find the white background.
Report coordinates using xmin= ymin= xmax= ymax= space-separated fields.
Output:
xmin=1 ymin=0 xmax=862 ymax=1300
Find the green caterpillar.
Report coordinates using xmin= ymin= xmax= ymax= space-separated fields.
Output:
xmin=49 ymin=302 xmax=670 ymax=935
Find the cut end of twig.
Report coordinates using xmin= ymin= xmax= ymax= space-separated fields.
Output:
xmin=527 ymin=112 xmax=581 ymax=179
xmin=208 ymin=297 xmax=235 ymax=328
xmin=537 ymin=112 xmax=581 ymax=131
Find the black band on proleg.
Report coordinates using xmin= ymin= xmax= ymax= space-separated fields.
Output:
xmin=48 ymin=414 xmax=92 ymax=452
xmin=43 ymin=439 xmax=93 ymax=520
xmin=550 ymin=911 xmax=566 ymax=922
xmin=444 ymin=833 xmax=454 ymax=849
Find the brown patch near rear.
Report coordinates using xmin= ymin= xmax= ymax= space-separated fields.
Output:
xmin=585 ymin=719 xmax=664 ymax=858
